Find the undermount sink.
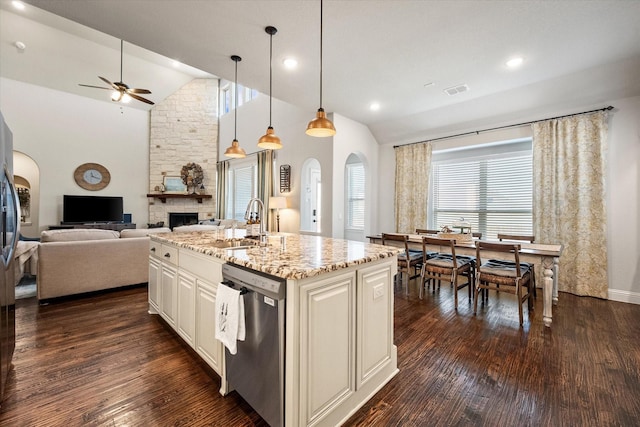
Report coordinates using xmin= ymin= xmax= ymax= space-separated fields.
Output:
xmin=210 ymin=238 xmax=263 ymax=249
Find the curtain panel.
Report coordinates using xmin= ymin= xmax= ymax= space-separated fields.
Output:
xmin=257 ymin=150 xmax=274 ymax=230
xmin=532 ymin=111 xmax=609 ymax=298
xmin=394 ymin=142 xmax=432 ymax=233
xmin=216 ymin=160 xmax=229 ymax=219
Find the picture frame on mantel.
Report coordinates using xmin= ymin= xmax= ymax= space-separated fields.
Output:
xmin=163 ymin=176 xmax=187 ymax=194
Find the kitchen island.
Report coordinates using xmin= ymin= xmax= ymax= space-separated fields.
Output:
xmin=148 ymin=230 xmax=399 ymax=427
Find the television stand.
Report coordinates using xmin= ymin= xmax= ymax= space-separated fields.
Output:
xmin=51 ymin=223 xmax=136 ymax=231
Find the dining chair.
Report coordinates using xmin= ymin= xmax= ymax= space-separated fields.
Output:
xmin=496 ymin=233 xmax=536 ymax=298
xmin=419 ymin=236 xmax=475 ymax=309
xmin=381 ymin=233 xmax=422 ymax=295
xmin=472 ymin=232 xmax=482 ymax=239
xmin=474 ymin=241 xmax=533 ymax=326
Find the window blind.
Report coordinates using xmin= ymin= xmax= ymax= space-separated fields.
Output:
xmin=226 ymin=162 xmax=256 ymax=221
xmin=347 ymin=163 xmax=365 ymax=229
xmin=429 ymin=141 xmax=532 ymax=239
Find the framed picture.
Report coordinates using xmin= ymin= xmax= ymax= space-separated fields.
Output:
xmin=163 ymin=176 xmax=187 ymax=194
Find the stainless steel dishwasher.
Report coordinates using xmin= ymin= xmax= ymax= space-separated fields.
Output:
xmin=221 ymin=263 xmax=286 ymax=427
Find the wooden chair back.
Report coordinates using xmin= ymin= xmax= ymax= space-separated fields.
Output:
xmin=475 ymin=240 xmax=523 ymax=276
xmin=415 ymin=228 xmax=439 ymax=235
xmin=422 ymin=236 xmax=458 ymax=267
xmin=497 ymin=233 xmax=534 ymax=243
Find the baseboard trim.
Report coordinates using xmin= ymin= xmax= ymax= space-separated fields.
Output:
xmin=608 ymin=289 xmax=640 ymax=305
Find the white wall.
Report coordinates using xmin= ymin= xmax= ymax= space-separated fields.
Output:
xmin=219 ymin=94 xmax=335 ymax=236
xmin=377 ymin=96 xmax=640 ymax=300
xmin=0 ymin=77 xmax=150 ymax=232
xmin=332 ymin=114 xmax=379 ymax=240
xmin=606 ymin=96 xmax=640 ymax=303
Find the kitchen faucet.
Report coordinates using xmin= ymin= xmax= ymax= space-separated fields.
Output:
xmin=244 ymin=198 xmax=267 ymax=242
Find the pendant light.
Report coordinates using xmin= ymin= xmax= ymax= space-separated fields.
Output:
xmin=224 ymin=55 xmax=247 ymax=158
xmin=306 ymin=0 xmax=336 ymax=137
xmin=258 ymin=26 xmax=283 ymax=150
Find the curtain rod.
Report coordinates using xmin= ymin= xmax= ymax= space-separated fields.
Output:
xmin=216 ymin=147 xmax=275 ymax=165
xmin=394 ymin=105 xmax=614 ymax=149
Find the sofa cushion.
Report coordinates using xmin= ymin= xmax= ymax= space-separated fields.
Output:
xmin=40 ymin=228 xmax=120 ymax=242
xmin=120 ymin=227 xmax=171 ymax=238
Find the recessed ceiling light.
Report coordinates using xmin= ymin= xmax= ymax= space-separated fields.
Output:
xmin=283 ymin=58 xmax=298 ymax=70
xmin=506 ymin=57 xmax=524 ymax=68
xmin=15 ymin=41 xmax=26 ymax=51
xmin=12 ymin=1 xmax=25 ymax=10
xmin=370 ymin=102 xmax=380 ymax=111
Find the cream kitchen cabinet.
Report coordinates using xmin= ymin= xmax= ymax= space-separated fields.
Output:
xmin=149 ymin=243 xmax=225 ymax=380
xmin=195 ymin=278 xmax=224 ymax=377
xmin=150 ymin=233 xmax=399 ymax=426
xmin=286 ymin=258 xmax=398 ymax=427
xmin=177 ymin=270 xmax=196 ymax=348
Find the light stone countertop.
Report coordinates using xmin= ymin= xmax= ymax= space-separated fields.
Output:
xmin=150 ymin=230 xmax=399 ymax=280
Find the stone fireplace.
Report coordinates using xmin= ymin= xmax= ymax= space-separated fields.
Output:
xmin=169 ymin=212 xmax=199 ymax=230
xmin=147 ymin=78 xmax=218 ymax=227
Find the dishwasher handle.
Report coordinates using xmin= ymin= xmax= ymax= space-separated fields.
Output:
xmin=221 ymin=279 xmax=250 ymax=295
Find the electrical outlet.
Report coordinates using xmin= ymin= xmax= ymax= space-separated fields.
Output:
xmin=373 ymin=284 xmax=384 ymax=299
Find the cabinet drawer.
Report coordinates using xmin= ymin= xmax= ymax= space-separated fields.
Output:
xmin=180 ymin=250 xmax=222 ymax=284
xmin=149 ymin=240 xmax=162 ymax=257
xmin=161 ymin=244 xmax=179 ymax=265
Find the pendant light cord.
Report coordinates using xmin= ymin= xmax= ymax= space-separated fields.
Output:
xmin=234 ymin=58 xmax=238 ymax=139
xmin=119 ymin=40 xmax=123 ymax=82
xmin=269 ymin=31 xmax=273 ymax=127
xmin=319 ymin=0 xmax=324 ymax=109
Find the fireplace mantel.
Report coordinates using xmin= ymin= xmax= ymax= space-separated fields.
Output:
xmin=146 ymin=193 xmax=212 ymax=204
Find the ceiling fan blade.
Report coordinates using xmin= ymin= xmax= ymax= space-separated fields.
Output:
xmin=127 ymin=88 xmax=152 ymax=94
xmin=99 ymin=76 xmax=119 ymax=90
xmin=128 ymin=92 xmax=155 ymax=105
xmin=78 ymin=84 xmax=111 ymax=90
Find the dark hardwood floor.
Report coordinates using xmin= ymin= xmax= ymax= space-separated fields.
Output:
xmin=1 ymin=280 xmax=639 ymax=426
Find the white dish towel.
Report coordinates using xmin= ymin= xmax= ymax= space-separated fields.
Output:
xmin=214 ymin=284 xmax=246 ymax=355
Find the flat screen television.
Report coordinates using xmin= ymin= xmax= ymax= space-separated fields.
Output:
xmin=62 ymin=195 xmax=124 ymax=224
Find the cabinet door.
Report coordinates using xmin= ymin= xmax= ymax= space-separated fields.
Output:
xmin=195 ymin=280 xmax=222 ymax=375
xmin=160 ymin=264 xmax=177 ymax=328
xmin=298 ymin=271 xmax=356 ymax=426
xmin=357 ymin=263 xmax=394 ymax=388
xmin=177 ymin=271 xmax=196 ymax=348
xmin=148 ymin=257 xmax=161 ymax=313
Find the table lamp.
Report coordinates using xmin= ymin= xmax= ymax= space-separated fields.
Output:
xmin=269 ymin=196 xmax=287 ymax=232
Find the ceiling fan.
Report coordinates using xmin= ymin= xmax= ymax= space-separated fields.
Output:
xmin=79 ymin=39 xmax=154 ymax=105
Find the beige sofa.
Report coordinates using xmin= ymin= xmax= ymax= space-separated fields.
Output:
xmin=37 ymin=227 xmax=170 ymax=301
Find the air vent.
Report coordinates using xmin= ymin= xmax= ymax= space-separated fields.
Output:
xmin=444 ymin=84 xmax=470 ymax=96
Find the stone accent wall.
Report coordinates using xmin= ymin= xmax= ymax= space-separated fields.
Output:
xmin=149 ymin=79 xmax=219 ymax=226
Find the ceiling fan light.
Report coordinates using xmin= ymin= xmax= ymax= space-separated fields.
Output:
xmin=111 ymin=90 xmax=122 ymax=101
xmin=258 ymin=126 xmax=283 ymax=149
xmin=224 ymin=139 xmax=246 ymax=158
xmin=306 ymin=108 xmax=336 ymax=137
xmin=121 ymin=93 xmax=132 ymax=103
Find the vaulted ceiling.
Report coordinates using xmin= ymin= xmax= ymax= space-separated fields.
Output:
xmin=2 ymin=0 xmax=640 ymax=145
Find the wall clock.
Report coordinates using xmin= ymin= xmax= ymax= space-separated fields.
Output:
xmin=73 ymin=163 xmax=111 ymax=191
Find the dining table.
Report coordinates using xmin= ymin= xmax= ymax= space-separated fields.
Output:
xmin=367 ymin=233 xmax=563 ymax=327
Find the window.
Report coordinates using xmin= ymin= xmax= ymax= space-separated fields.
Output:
xmin=219 ymin=82 xmax=260 ymax=116
xmin=346 ymin=162 xmax=365 ymax=230
xmin=428 ymin=139 xmax=532 ymax=240
xmin=226 ymin=158 xmax=257 ymax=221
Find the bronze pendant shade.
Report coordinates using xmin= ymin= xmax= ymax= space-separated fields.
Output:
xmin=224 ymin=55 xmax=247 ymax=158
xmin=306 ymin=0 xmax=336 ymax=137
xmin=258 ymin=26 xmax=283 ymax=150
